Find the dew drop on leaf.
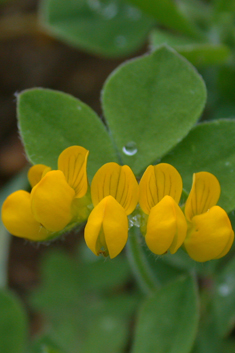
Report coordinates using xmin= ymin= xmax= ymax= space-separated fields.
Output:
xmin=217 ymin=284 xmax=231 ymax=296
xmin=102 ymin=3 xmax=118 ymax=19
xmin=125 ymin=5 xmax=142 ymax=21
xmin=122 ymin=141 xmax=137 ymax=156
xmin=115 ymin=35 xmax=127 ymax=47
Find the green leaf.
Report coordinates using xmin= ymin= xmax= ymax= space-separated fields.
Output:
xmin=162 ymin=120 xmax=235 ymax=213
xmin=132 ymin=276 xmax=199 ymax=353
xmin=102 ymin=45 xmax=206 ymax=175
xmin=127 ymin=0 xmax=200 ymax=37
xmin=40 ymin=0 xmax=153 ymax=58
xmin=17 ymin=88 xmax=118 ymax=180
xmin=177 ymin=45 xmax=230 ymax=67
xmin=212 ymin=255 xmax=235 ymax=336
xmin=80 ymin=311 xmax=129 ymax=353
xmin=30 ymin=248 xmax=133 ymax=317
xmin=0 ymin=289 xmax=28 ymax=353
xmin=192 ymin=309 xmax=223 ymax=353
xmin=30 ymin=248 xmax=138 ymax=353
xmin=150 ymin=29 xmax=231 ymax=67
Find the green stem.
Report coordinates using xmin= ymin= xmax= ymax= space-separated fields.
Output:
xmin=0 ymin=228 xmax=10 ymax=288
xmin=126 ymin=226 xmax=160 ymax=294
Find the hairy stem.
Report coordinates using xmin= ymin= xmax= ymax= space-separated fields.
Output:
xmin=126 ymin=226 xmax=160 ymax=294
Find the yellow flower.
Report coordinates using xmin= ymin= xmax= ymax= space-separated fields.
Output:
xmin=2 ymin=146 xmax=89 ymax=240
xmin=84 ymin=162 xmax=139 ymax=258
xmin=1 ymin=190 xmax=50 ymax=241
xmin=139 ymin=163 xmax=187 ymax=255
xmin=184 ymin=172 xmax=234 ymax=262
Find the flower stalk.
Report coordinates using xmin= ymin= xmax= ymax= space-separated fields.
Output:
xmin=126 ymin=226 xmax=160 ymax=294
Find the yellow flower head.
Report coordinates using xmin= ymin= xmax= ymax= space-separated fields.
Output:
xmin=2 ymin=146 xmax=89 ymax=240
xmin=84 ymin=162 xmax=139 ymax=258
xmin=184 ymin=172 xmax=234 ymax=262
xmin=139 ymin=163 xmax=187 ymax=255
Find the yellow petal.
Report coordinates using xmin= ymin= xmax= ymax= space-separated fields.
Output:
xmin=91 ymin=162 xmax=139 ymax=215
xmin=84 ymin=195 xmax=128 ymax=259
xmin=139 ymin=163 xmax=182 ymax=214
xmin=169 ymin=201 xmax=188 ymax=254
xmin=31 ymin=170 xmax=75 ymax=232
xmin=1 ymin=190 xmax=49 ymax=240
xmin=145 ymin=195 xmax=187 ymax=255
xmin=28 ymin=164 xmax=51 ymax=188
xmin=185 ymin=172 xmax=221 ymax=221
xmin=58 ymin=146 xmax=89 ymax=198
xmin=184 ymin=206 xmax=234 ymax=262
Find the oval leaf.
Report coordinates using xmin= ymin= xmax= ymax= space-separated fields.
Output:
xmin=128 ymin=0 xmax=200 ymax=37
xmin=102 ymin=45 xmax=206 ymax=175
xmin=132 ymin=276 xmax=199 ymax=353
xmin=17 ymin=88 xmax=118 ymax=180
xmin=40 ymin=0 xmax=153 ymax=57
xmin=162 ymin=120 xmax=235 ymax=212
xmin=150 ymin=29 xmax=231 ymax=67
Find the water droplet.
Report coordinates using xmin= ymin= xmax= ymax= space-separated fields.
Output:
xmin=218 ymin=284 xmax=231 ymax=296
xmin=122 ymin=141 xmax=137 ymax=156
xmin=87 ymin=0 xmax=101 ymax=11
xmin=155 ymin=158 xmax=161 ymax=164
xmin=115 ymin=35 xmax=127 ymax=47
xmin=225 ymin=161 xmax=231 ymax=166
xmin=77 ymin=106 xmax=82 ymax=110
xmin=102 ymin=3 xmax=118 ymax=19
xmin=129 ymin=214 xmax=141 ymax=228
xmin=125 ymin=5 xmax=141 ymax=20
xmin=87 ymin=0 xmax=118 ymax=19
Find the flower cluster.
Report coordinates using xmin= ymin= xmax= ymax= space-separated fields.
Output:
xmin=2 ymin=146 xmax=90 ymax=241
xmin=2 ymin=146 xmax=234 ymax=262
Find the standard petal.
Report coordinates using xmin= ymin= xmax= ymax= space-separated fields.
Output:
xmin=185 ymin=172 xmax=221 ymax=221
xmin=91 ymin=163 xmax=139 ymax=215
xmin=1 ymin=190 xmax=49 ymax=240
xmin=84 ymin=195 xmax=128 ymax=259
xmin=31 ymin=170 xmax=75 ymax=232
xmin=139 ymin=164 xmax=182 ymax=214
xmin=58 ymin=146 xmax=89 ymax=198
xmin=28 ymin=164 xmax=51 ymax=188
xmin=184 ymin=206 xmax=234 ymax=262
xmin=145 ymin=195 xmax=180 ymax=255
